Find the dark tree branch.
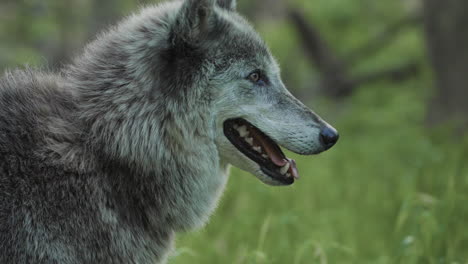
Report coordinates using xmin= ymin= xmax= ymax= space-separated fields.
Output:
xmin=344 ymin=15 xmax=422 ymax=66
xmin=288 ymin=8 xmax=421 ymax=99
xmin=288 ymin=9 xmax=354 ymax=97
xmin=352 ymin=62 xmax=420 ymax=86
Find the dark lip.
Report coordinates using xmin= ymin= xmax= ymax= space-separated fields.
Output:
xmin=223 ymin=118 xmax=294 ymax=185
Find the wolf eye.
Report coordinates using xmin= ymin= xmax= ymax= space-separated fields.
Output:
xmin=247 ymin=70 xmax=267 ymax=86
xmin=248 ymin=72 xmax=260 ymax=83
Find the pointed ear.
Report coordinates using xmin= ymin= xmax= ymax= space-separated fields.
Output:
xmin=217 ymin=0 xmax=237 ymax=11
xmin=175 ymin=0 xmax=216 ymax=39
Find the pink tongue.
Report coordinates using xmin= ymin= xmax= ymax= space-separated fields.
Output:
xmin=249 ymin=127 xmax=287 ymax=166
xmin=261 ymin=141 xmax=288 ymax=166
xmin=262 ymin=141 xmax=300 ymax=179
xmin=248 ymin=127 xmax=300 ymax=179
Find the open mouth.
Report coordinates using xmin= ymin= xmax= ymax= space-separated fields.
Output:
xmin=223 ymin=118 xmax=299 ymax=185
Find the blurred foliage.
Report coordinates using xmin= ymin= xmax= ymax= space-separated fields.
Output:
xmin=1 ymin=0 xmax=467 ymax=263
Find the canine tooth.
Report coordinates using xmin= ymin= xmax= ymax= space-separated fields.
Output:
xmin=245 ymin=137 xmax=253 ymax=145
xmin=286 ymin=173 xmax=291 ymax=178
xmin=253 ymin=146 xmax=262 ymax=152
xmin=237 ymin=125 xmax=249 ymax=137
xmin=262 ymin=154 xmax=268 ymax=159
xmin=279 ymin=163 xmax=290 ymax=175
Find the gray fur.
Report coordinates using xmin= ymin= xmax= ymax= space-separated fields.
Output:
xmin=0 ymin=0 xmax=336 ymax=263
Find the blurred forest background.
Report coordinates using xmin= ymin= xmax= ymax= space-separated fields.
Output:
xmin=1 ymin=0 xmax=468 ymax=263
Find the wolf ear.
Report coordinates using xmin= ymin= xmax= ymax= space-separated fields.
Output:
xmin=217 ymin=0 xmax=237 ymax=11
xmin=175 ymin=0 xmax=216 ymax=39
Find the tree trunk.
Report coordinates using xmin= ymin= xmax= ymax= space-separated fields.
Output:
xmin=424 ymin=0 xmax=468 ymax=130
xmin=88 ymin=0 xmax=121 ymax=37
xmin=240 ymin=0 xmax=284 ymax=22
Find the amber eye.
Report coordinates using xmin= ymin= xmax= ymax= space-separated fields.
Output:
xmin=248 ymin=72 xmax=260 ymax=83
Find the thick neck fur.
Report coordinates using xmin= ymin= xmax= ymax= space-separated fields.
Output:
xmin=60 ymin=3 xmax=228 ymax=232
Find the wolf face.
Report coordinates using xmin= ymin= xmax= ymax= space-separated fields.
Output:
xmin=212 ymin=51 xmax=339 ymax=186
xmin=169 ymin=0 xmax=339 ymax=186
xmin=213 ymin=65 xmax=339 ymax=186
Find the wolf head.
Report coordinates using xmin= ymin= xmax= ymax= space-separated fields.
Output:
xmin=170 ymin=0 xmax=339 ymax=185
xmin=70 ymin=0 xmax=338 ymax=187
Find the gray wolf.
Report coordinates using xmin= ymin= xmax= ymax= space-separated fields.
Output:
xmin=0 ymin=0 xmax=338 ymax=263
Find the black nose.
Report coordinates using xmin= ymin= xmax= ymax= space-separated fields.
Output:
xmin=320 ymin=126 xmax=339 ymax=150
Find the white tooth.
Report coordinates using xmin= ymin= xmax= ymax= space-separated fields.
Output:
xmin=280 ymin=163 xmax=290 ymax=175
xmin=246 ymin=137 xmax=253 ymax=145
xmin=237 ymin=125 xmax=249 ymax=137
xmin=286 ymin=173 xmax=291 ymax=178
xmin=262 ymin=154 xmax=268 ymax=159
xmin=253 ymin=146 xmax=262 ymax=152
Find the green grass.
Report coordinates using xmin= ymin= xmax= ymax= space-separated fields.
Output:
xmin=170 ymin=81 xmax=468 ymax=264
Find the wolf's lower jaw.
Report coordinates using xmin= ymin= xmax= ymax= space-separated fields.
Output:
xmin=223 ymin=118 xmax=299 ymax=185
